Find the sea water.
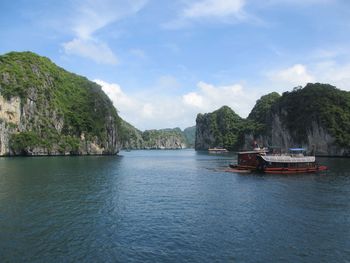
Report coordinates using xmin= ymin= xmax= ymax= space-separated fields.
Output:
xmin=0 ymin=150 xmax=349 ymax=262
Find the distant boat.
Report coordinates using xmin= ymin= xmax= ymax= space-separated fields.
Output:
xmin=208 ymin=147 xmax=229 ymax=153
xmin=229 ymin=148 xmax=327 ymax=174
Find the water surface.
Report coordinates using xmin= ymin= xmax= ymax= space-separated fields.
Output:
xmin=0 ymin=150 xmax=349 ymax=262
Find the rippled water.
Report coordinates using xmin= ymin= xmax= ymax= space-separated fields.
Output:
xmin=0 ymin=150 xmax=349 ymax=262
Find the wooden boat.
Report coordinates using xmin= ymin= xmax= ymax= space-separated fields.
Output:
xmin=208 ymin=147 xmax=229 ymax=153
xmin=257 ymin=148 xmax=327 ymax=174
xmin=232 ymin=148 xmax=327 ymax=174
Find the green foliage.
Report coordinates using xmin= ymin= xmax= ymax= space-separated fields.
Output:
xmin=274 ymin=83 xmax=350 ymax=147
xmin=10 ymin=132 xmax=42 ymax=153
xmin=119 ymin=119 xmax=144 ymax=149
xmin=196 ymin=83 xmax=350 ymax=150
xmin=197 ymin=106 xmax=244 ymax=150
xmin=248 ymin=92 xmax=281 ymax=123
xmin=0 ymin=51 xmax=121 ymax=154
xmin=58 ymin=136 xmax=80 ymax=154
xmin=141 ymin=128 xmax=187 ymax=148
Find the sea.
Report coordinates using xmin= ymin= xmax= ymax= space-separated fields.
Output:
xmin=0 ymin=149 xmax=349 ymax=262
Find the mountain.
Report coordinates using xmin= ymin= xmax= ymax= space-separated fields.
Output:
xmin=195 ymin=106 xmax=244 ymax=151
xmin=120 ymin=124 xmax=189 ymax=150
xmin=183 ymin=126 xmax=196 ymax=147
xmin=195 ymin=83 xmax=350 ymax=156
xmin=119 ymin=119 xmax=144 ymax=149
xmin=0 ymin=51 xmax=121 ymax=155
xmin=142 ymin=128 xmax=187 ymax=149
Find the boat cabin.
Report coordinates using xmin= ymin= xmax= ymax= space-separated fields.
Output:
xmin=237 ymin=148 xmax=268 ymax=169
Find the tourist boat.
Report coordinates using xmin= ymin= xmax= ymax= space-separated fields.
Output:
xmin=208 ymin=147 xmax=229 ymax=153
xmin=258 ymin=148 xmax=327 ymax=174
xmin=230 ymin=148 xmax=327 ymax=174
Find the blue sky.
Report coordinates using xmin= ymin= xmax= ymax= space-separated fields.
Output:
xmin=1 ymin=0 xmax=350 ymax=130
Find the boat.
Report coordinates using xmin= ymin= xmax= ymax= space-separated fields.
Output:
xmin=258 ymin=148 xmax=327 ymax=174
xmin=231 ymin=147 xmax=327 ymax=174
xmin=208 ymin=147 xmax=229 ymax=153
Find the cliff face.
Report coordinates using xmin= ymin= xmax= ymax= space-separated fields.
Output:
xmin=242 ymin=115 xmax=347 ymax=155
xmin=195 ymin=84 xmax=350 ymax=156
xmin=0 ymin=51 xmax=121 ymax=156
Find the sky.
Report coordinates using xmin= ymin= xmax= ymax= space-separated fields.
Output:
xmin=1 ymin=0 xmax=350 ymax=130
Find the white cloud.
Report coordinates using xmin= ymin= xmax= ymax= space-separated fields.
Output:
xmin=164 ymin=0 xmax=248 ymax=29
xmin=265 ymin=58 xmax=350 ymax=91
xmin=94 ymin=79 xmax=137 ymax=113
xmin=311 ymin=61 xmax=350 ymax=91
xmin=95 ymin=79 xmax=190 ymax=130
xmin=63 ymin=38 xmax=118 ymax=65
xmin=183 ymin=92 xmax=204 ymax=108
xmin=182 ymin=81 xmax=257 ymax=117
xmin=62 ymin=0 xmax=147 ymax=64
xmin=268 ymin=64 xmax=314 ymax=88
xmin=96 ymin=79 xmax=257 ymax=130
xmin=263 ymin=0 xmax=335 ymax=6
xmin=72 ymin=0 xmax=147 ymax=39
xmin=183 ymin=0 xmax=245 ymax=19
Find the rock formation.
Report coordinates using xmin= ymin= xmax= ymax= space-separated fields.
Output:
xmin=195 ymin=83 xmax=350 ymax=156
xmin=0 ymin=51 xmax=121 ymax=155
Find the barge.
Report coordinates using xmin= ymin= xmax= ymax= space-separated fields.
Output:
xmin=231 ymin=148 xmax=327 ymax=174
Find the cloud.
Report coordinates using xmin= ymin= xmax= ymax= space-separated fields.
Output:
xmin=311 ymin=61 xmax=350 ymax=91
xmin=62 ymin=0 xmax=147 ymax=64
xmin=164 ymin=0 xmax=248 ymax=29
xmin=182 ymin=81 xmax=257 ymax=117
xmin=262 ymin=0 xmax=336 ymax=6
xmin=183 ymin=92 xmax=204 ymax=108
xmin=95 ymin=79 xmax=187 ymax=129
xmin=63 ymin=38 xmax=118 ymax=65
xmin=96 ymin=79 xmax=258 ymax=130
xmin=183 ymin=0 xmax=245 ymax=19
xmin=94 ymin=79 xmax=137 ymax=113
xmin=266 ymin=58 xmax=350 ymax=91
xmin=268 ymin=64 xmax=314 ymax=88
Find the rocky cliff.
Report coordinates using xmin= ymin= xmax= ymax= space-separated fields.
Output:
xmin=0 ymin=51 xmax=121 ymax=155
xmin=142 ymin=128 xmax=187 ymax=149
xmin=195 ymin=83 xmax=350 ymax=156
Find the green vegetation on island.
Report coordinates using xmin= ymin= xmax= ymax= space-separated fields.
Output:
xmin=273 ymin=83 xmax=350 ymax=147
xmin=120 ymin=123 xmax=191 ymax=150
xmin=0 ymin=51 xmax=121 ymax=155
xmin=196 ymin=106 xmax=244 ymax=150
xmin=195 ymin=83 xmax=350 ymax=155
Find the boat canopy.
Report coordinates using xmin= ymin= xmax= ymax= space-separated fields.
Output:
xmin=261 ymin=155 xmax=315 ymax=163
xmin=238 ymin=149 xmax=268 ymax=154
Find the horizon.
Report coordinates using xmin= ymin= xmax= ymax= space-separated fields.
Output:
xmin=1 ymin=0 xmax=350 ymax=130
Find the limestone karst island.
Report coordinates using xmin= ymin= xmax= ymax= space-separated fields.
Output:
xmin=0 ymin=51 xmax=349 ymax=157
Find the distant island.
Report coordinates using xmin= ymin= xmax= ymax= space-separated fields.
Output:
xmin=0 ymin=51 xmax=349 ymax=156
xmin=195 ymin=83 xmax=350 ymax=156
xmin=119 ymin=123 xmax=195 ymax=150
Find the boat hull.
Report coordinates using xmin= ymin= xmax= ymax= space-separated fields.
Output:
xmin=263 ymin=165 xmax=327 ymax=174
